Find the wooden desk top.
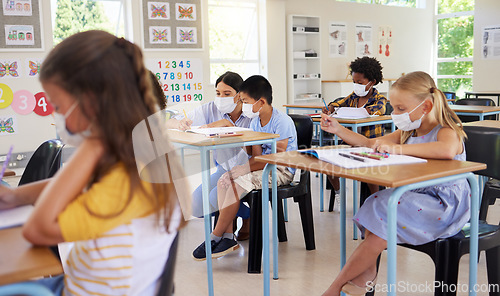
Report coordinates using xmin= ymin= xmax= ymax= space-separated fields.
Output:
xmin=283 ymin=104 xmax=324 ymax=109
xmin=0 ymin=226 xmax=63 ymax=285
xmin=3 ymin=169 xmax=15 ymax=177
xmin=166 ymin=130 xmax=279 ymax=147
xmin=311 ymin=115 xmax=392 ymax=124
xmin=463 ymin=120 xmax=500 ymax=128
xmin=254 ymin=148 xmax=486 ymax=188
xmin=450 ymin=105 xmax=500 ymax=113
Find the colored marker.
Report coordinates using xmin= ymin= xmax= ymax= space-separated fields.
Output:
xmin=339 ymin=152 xmax=365 ymax=162
xmin=0 ymin=145 xmax=13 ymax=180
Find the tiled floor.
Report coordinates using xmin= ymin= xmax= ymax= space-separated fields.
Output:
xmin=173 ymin=154 xmax=499 ymax=296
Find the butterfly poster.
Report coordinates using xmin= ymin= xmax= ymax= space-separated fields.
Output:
xmin=0 ymin=115 xmax=17 ymax=136
xmin=148 ymin=1 xmax=169 ymax=20
xmin=175 ymin=3 xmax=196 ymax=21
xmin=0 ymin=60 xmax=20 ymax=79
xmin=4 ymin=24 xmax=35 ymax=46
xmin=149 ymin=26 xmax=171 ymax=44
xmin=176 ymin=27 xmax=197 ymax=44
xmin=25 ymin=59 xmax=41 ymax=77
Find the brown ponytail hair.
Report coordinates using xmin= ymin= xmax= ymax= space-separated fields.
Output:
xmin=392 ymin=71 xmax=466 ymax=144
xmin=40 ymin=30 xmax=185 ymax=231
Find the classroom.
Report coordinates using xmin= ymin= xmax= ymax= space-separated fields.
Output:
xmin=0 ymin=0 xmax=500 ymax=295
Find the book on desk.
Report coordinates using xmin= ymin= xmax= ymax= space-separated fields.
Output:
xmin=0 ymin=205 xmax=34 ymax=230
xmin=300 ymin=147 xmax=427 ymax=169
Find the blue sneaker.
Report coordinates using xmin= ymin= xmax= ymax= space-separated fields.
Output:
xmin=212 ymin=238 xmax=239 ymax=259
xmin=192 ymin=240 xmax=219 ymax=261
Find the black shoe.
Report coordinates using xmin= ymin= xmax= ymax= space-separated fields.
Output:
xmin=212 ymin=238 xmax=239 ymax=259
xmin=192 ymin=240 xmax=219 ymax=261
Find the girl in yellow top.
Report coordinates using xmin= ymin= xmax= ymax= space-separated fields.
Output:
xmin=0 ymin=30 xmax=186 ymax=295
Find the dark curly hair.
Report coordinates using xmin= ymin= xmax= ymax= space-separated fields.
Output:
xmin=350 ymin=57 xmax=384 ymax=85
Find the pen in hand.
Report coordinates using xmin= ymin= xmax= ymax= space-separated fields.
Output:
xmin=0 ymin=145 xmax=14 ymax=180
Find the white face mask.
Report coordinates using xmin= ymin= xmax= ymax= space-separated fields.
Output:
xmin=391 ymin=100 xmax=426 ymax=131
xmin=54 ymin=102 xmax=91 ymax=147
xmin=242 ymin=101 xmax=261 ymax=119
xmin=214 ymin=96 xmax=237 ymax=114
xmin=353 ymin=82 xmax=373 ymax=97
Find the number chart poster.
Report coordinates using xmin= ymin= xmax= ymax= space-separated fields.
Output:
xmin=146 ymin=58 xmax=203 ymax=106
xmin=141 ymin=0 xmax=202 ymax=50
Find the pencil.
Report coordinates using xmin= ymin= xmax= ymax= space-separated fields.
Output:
xmin=322 ymin=98 xmax=328 ymax=109
xmin=183 ymin=109 xmax=188 ymax=118
xmin=0 ymin=145 xmax=14 ymax=180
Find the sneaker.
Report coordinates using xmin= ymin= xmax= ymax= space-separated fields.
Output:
xmin=212 ymin=238 xmax=239 ymax=259
xmin=333 ymin=192 xmax=341 ymax=212
xmin=192 ymin=240 xmax=220 ymax=261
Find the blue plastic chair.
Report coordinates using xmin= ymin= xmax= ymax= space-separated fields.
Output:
xmin=0 ymin=282 xmax=55 ymax=296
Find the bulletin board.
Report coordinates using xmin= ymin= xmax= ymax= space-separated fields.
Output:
xmin=141 ymin=0 xmax=203 ymax=50
xmin=146 ymin=58 xmax=204 ymax=106
xmin=0 ymin=0 xmax=43 ymax=51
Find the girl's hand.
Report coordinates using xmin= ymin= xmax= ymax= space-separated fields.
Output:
xmin=372 ymin=139 xmax=403 ymax=154
xmin=320 ymin=113 xmax=341 ymax=134
xmin=179 ymin=118 xmax=192 ymax=131
xmin=0 ymin=185 xmax=18 ymax=210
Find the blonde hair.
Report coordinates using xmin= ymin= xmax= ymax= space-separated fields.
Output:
xmin=392 ymin=71 xmax=466 ymax=144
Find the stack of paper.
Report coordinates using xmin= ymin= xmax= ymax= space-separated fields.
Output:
xmin=186 ymin=126 xmax=251 ymax=136
xmin=331 ymin=107 xmax=377 ymax=119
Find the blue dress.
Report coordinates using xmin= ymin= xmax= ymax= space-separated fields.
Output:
xmin=353 ymin=125 xmax=471 ymax=245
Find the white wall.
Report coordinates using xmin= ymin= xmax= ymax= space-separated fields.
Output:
xmin=473 ymin=0 xmax=500 ymax=91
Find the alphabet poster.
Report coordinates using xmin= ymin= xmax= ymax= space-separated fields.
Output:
xmin=355 ymin=23 xmax=373 ymax=57
xmin=482 ymin=25 xmax=500 ymax=60
xmin=329 ymin=22 xmax=347 ymax=58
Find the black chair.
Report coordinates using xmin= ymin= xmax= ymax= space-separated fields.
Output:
xmin=455 ymin=98 xmax=497 ymax=122
xmin=443 ymin=91 xmax=456 ymax=104
xmin=18 ymin=139 xmax=65 ymax=186
xmin=156 ymin=233 xmax=180 ymax=296
xmin=369 ymin=125 xmax=500 ymax=296
xmin=245 ymin=114 xmax=315 ymax=273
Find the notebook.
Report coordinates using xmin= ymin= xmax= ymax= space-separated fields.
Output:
xmin=185 ymin=126 xmax=251 ymax=137
xmin=330 ymin=107 xmax=378 ymax=119
xmin=0 ymin=205 xmax=34 ymax=229
xmin=299 ymin=147 xmax=427 ymax=169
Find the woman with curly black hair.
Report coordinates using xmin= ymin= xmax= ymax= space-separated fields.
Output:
xmin=322 ymin=56 xmax=388 ymax=205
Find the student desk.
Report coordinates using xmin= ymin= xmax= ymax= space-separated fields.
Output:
xmin=254 ymin=148 xmax=486 ymax=296
xmin=463 ymin=120 xmax=500 ymax=129
xmin=166 ymin=130 xmax=279 ymax=296
xmin=450 ymin=105 xmax=500 ymax=121
xmin=465 ymin=91 xmax=500 ymax=106
xmin=312 ymin=115 xmax=394 ymax=218
xmin=0 ymin=226 xmax=62 ymax=285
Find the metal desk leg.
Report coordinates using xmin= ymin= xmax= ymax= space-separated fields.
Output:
xmin=201 ymin=149 xmax=214 ymax=296
xmin=319 ymin=129 xmax=324 ymax=212
xmin=386 ymin=173 xmax=479 ymax=296
xmin=340 ymin=177 xmax=346 ymax=268
xmin=352 ymin=180 xmax=358 ymax=240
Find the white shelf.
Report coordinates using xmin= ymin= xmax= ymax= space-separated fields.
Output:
xmin=287 ymin=15 xmax=321 ymax=105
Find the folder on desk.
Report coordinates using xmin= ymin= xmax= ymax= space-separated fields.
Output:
xmin=300 ymin=147 xmax=427 ymax=169
xmin=0 ymin=205 xmax=34 ymax=229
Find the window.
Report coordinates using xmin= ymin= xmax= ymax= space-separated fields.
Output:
xmin=208 ymin=0 xmax=261 ymax=83
xmin=51 ymin=0 xmax=130 ymax=45
xmin=335 ymin=0 xmax=418 ymax=8
xmin=435 ymin=0 xmax=474 ymax=98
